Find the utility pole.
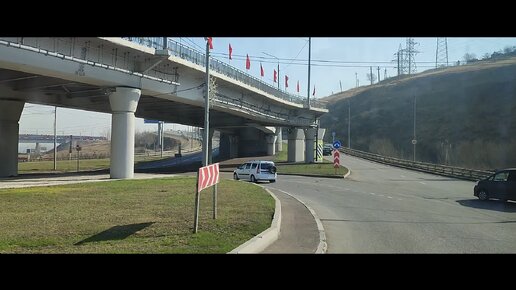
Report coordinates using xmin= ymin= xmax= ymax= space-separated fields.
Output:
xmin=370 ymin=66 xmax=373 ymax=85
xmin=348 ymin=100 xmax=351 ymax=149
xmin=355 ymin=72 xmax=358 ymax=87
xmin=307 ymin=37 xmax=311 ymax=109
xmin=384 ymin=68 xmax=387 ymax=80
xmin=339 ymin=80 xmax=343 ymax=92
xmin=53 ymin=106 xmax=57 ymax=171
xmin=377 ymin=66 xmax=381 ymax=83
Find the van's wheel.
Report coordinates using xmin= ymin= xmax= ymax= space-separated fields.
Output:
xmin=233 ymin=173 xmax=239 ymax=180
xmin=478 ymin=189 xmax=489 ymax=201
xmin=269 ymin=166 xmax=277 ymax=174
xmin=250 ymin=175 xmax=257 ymax=183
xmin=270 ymin=180 xmax=276 ymax=183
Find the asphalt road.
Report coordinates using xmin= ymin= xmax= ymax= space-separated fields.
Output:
xmin=262 ymin=154 xmax=516 ymax=253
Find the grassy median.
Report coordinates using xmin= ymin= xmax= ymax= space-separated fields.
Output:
xmin=0 ymin=177 xmax=274 ymax=253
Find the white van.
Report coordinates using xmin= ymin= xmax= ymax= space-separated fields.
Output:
xmin=233 ymin=160 xmax=277 ymax=183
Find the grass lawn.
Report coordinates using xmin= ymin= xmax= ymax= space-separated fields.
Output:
xmin=0 ymin=177 xmax=274 ymax=253
xmin=18 ymin=155 xmax=166 ymax=174
xmin=277 ymin=163 xmax=348 ymax=177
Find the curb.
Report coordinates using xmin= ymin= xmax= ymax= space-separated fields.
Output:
xmin=270 ymin=188 xmax=327 ymax=254
xmin=343 ymin=168 xmax=351 ymax=179
xmin=228 ymin=186 xmax=281 ymax=254
xmin=278 ymin=173 xmax=344 ymax=179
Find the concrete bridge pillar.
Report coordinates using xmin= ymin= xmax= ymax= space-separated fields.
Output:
xmin=109 ymin=87 xmax=141 ymax=179
xmin=0 ymin=100 xmax=24 ymax=177
xmin=287 ymin=128 xmax=305 ymax=163
xmin=275 ymin=127 xmax=283 ymax=152
xmin=266 ymin=134 xmax=277 ymax=156
xmin=229 ymin=135 xmax=239 ymax=158
xmin=304 ymin=127 xmax=317 ymax=163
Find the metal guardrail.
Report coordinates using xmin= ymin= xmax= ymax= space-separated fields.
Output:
xmin=122 ymin=37 xmax=327 ymax=109
xmin=339 ymin=147 xmax=494 ymax=181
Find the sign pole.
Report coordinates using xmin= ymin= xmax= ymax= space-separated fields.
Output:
xmin=193 ymin=171 xmax=200 ymax=234
xmin=213 ymin=184 xmax=217 ymax=219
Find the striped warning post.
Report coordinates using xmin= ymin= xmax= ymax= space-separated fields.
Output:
xmin=197 ymin=163 xmax=220 ymax=192
xmin=333 ymin=150 xmax=340 ymax=168
xmin=316 ymin=141 xmax=323 ymax=162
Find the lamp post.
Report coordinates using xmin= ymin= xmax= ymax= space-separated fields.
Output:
xmin=262 ymin=52 xmax=280 ymax=90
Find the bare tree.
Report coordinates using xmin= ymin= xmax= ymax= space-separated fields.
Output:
xmin=463 ymin=53 xmax=477 ymax=63
xmin=482 ymin=53 xmax=490 ymax=60
xmin=366 ymin=72 xmax=377 ymax=84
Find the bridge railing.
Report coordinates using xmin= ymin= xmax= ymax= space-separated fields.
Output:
xmin=339 ymin=147 xmax=494 ymax=181
xmin=123 ymin=37 xmax=326 ymax=109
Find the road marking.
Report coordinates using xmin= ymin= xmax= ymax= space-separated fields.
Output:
xmin=400 ymin=175 xmax=406 ymax=178
xmin=387 ymin=196 xmax=393 ymax=199
xmin=369 ymin=192 xmax=376 ymax=195
xmin=419 ymin=181 xmax=426 ymax=185
xmin=397 ymin=198 xmax=403 ymax=201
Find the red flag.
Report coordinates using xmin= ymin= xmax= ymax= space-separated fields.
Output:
xmin=313 ymin=85 xmax=316 ymax=96
xmin=297 ymin=81 xmax=300 ymax=93
xmin=207 ymin=37 xmax=213 ymax=50
xmin=229 ymin=43 xmax=232 ymax=60
xmin=246 ymin=54 xmax=250 ymax=70
xmin=285 ymin=75 xmax=289 ymax=88
xmin=273 ymin=69 xmax=277 ymax=83
xmin=260 ymin=63 xmax=264 ymax=77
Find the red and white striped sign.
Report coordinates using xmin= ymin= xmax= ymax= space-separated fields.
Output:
xmin=197 ymin=163 xmax=220 ymax=192
xmin=333 ymin=150 xmax=340 ymax=168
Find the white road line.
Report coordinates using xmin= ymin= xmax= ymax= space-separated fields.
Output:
xmin=370 ymin=192 xmax=376 ymax=195
xmin=400 ymin=175 xmax=406 ymax=178
xmin=419 ymin=181 xmax=426 ymax=185
xmin=387 ymin=196 xmax=393 ymax=199
xmin=397 ymin=198 xmax=403 ymax=201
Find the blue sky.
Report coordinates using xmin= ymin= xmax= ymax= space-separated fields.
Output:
xmin=19 ymin=37 xmax=516 ymax=139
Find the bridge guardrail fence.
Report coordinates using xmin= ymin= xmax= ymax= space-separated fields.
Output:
xmin=123 ymin=37 xmax=327 ymax=109
xmin=339 ymin=147 xmax=494 ymax=181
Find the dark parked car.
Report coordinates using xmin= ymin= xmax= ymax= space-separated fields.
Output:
xmin=323 ymin=145 xmax=333 ymax=156
xmin=474 ymin=168 xmax=516 ymax=201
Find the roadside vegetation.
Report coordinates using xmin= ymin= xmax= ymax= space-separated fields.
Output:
xmin=0 ymin=177 xmax=274 ymax=253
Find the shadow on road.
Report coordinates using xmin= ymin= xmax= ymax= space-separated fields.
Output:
xmin=75 ymin=222 xmax=154 ymax=245
xmin=456 ymin=199 xmax=516 ymax=213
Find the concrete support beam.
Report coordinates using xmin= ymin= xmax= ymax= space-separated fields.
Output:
xmin=109 ymin=87 xmax=141 ymax=179
xmin=287 ymin=128 xmax=305 ymax=163
xmin=304 ymin=128 xmax=316 ymax=163
xmin=266 ymin=134 xmax=277 ymax=156
xmin=275 ymin=127 xmax=283 ymax=152
xmin=0 ymin=100 xmax=24 ymax=177
xmin=219 ymin=133 xmax=239 ymax=160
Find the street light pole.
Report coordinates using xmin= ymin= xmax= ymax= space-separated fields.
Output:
xmin=307 ymin=37 xmax=311 ymax=109
xmin=262 ymin=52 xmax=280 ymax=90
xmin=413 ymin=95 xmax=417 ymax=162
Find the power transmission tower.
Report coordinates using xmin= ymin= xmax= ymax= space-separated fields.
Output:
xmin=377 ymin=66 xmax=380 ymax=83
xmin=405 ymin=38 xmax=419 ymax=74
xmin=435 ymin=37 xmax=449 ymax=68
xmin=355 ymin=72 xmax=358 ymax=87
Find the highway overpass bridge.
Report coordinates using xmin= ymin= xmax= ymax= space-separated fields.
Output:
xmin=0 ymin=37 xmax=327 ymax=178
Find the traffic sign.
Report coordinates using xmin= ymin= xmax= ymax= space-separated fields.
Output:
xmin=144 ymin=119 xmax=161 ymax=124
xmin=197 ymin=163 xmax=220 ymax=192
xmin=412 ymin=139 xmax=417 ymax=145
xmin=333 ymin=140 xmax=341 ymax=149
xmin=333 ymin=150 xmax=340 ymax=168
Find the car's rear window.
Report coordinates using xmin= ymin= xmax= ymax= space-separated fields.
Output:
xmin=260 ymin=163 xmax=273 ymax=170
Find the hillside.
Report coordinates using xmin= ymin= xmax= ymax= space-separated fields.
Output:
xmin=320 ymin=57 xmax=516 ymax=170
